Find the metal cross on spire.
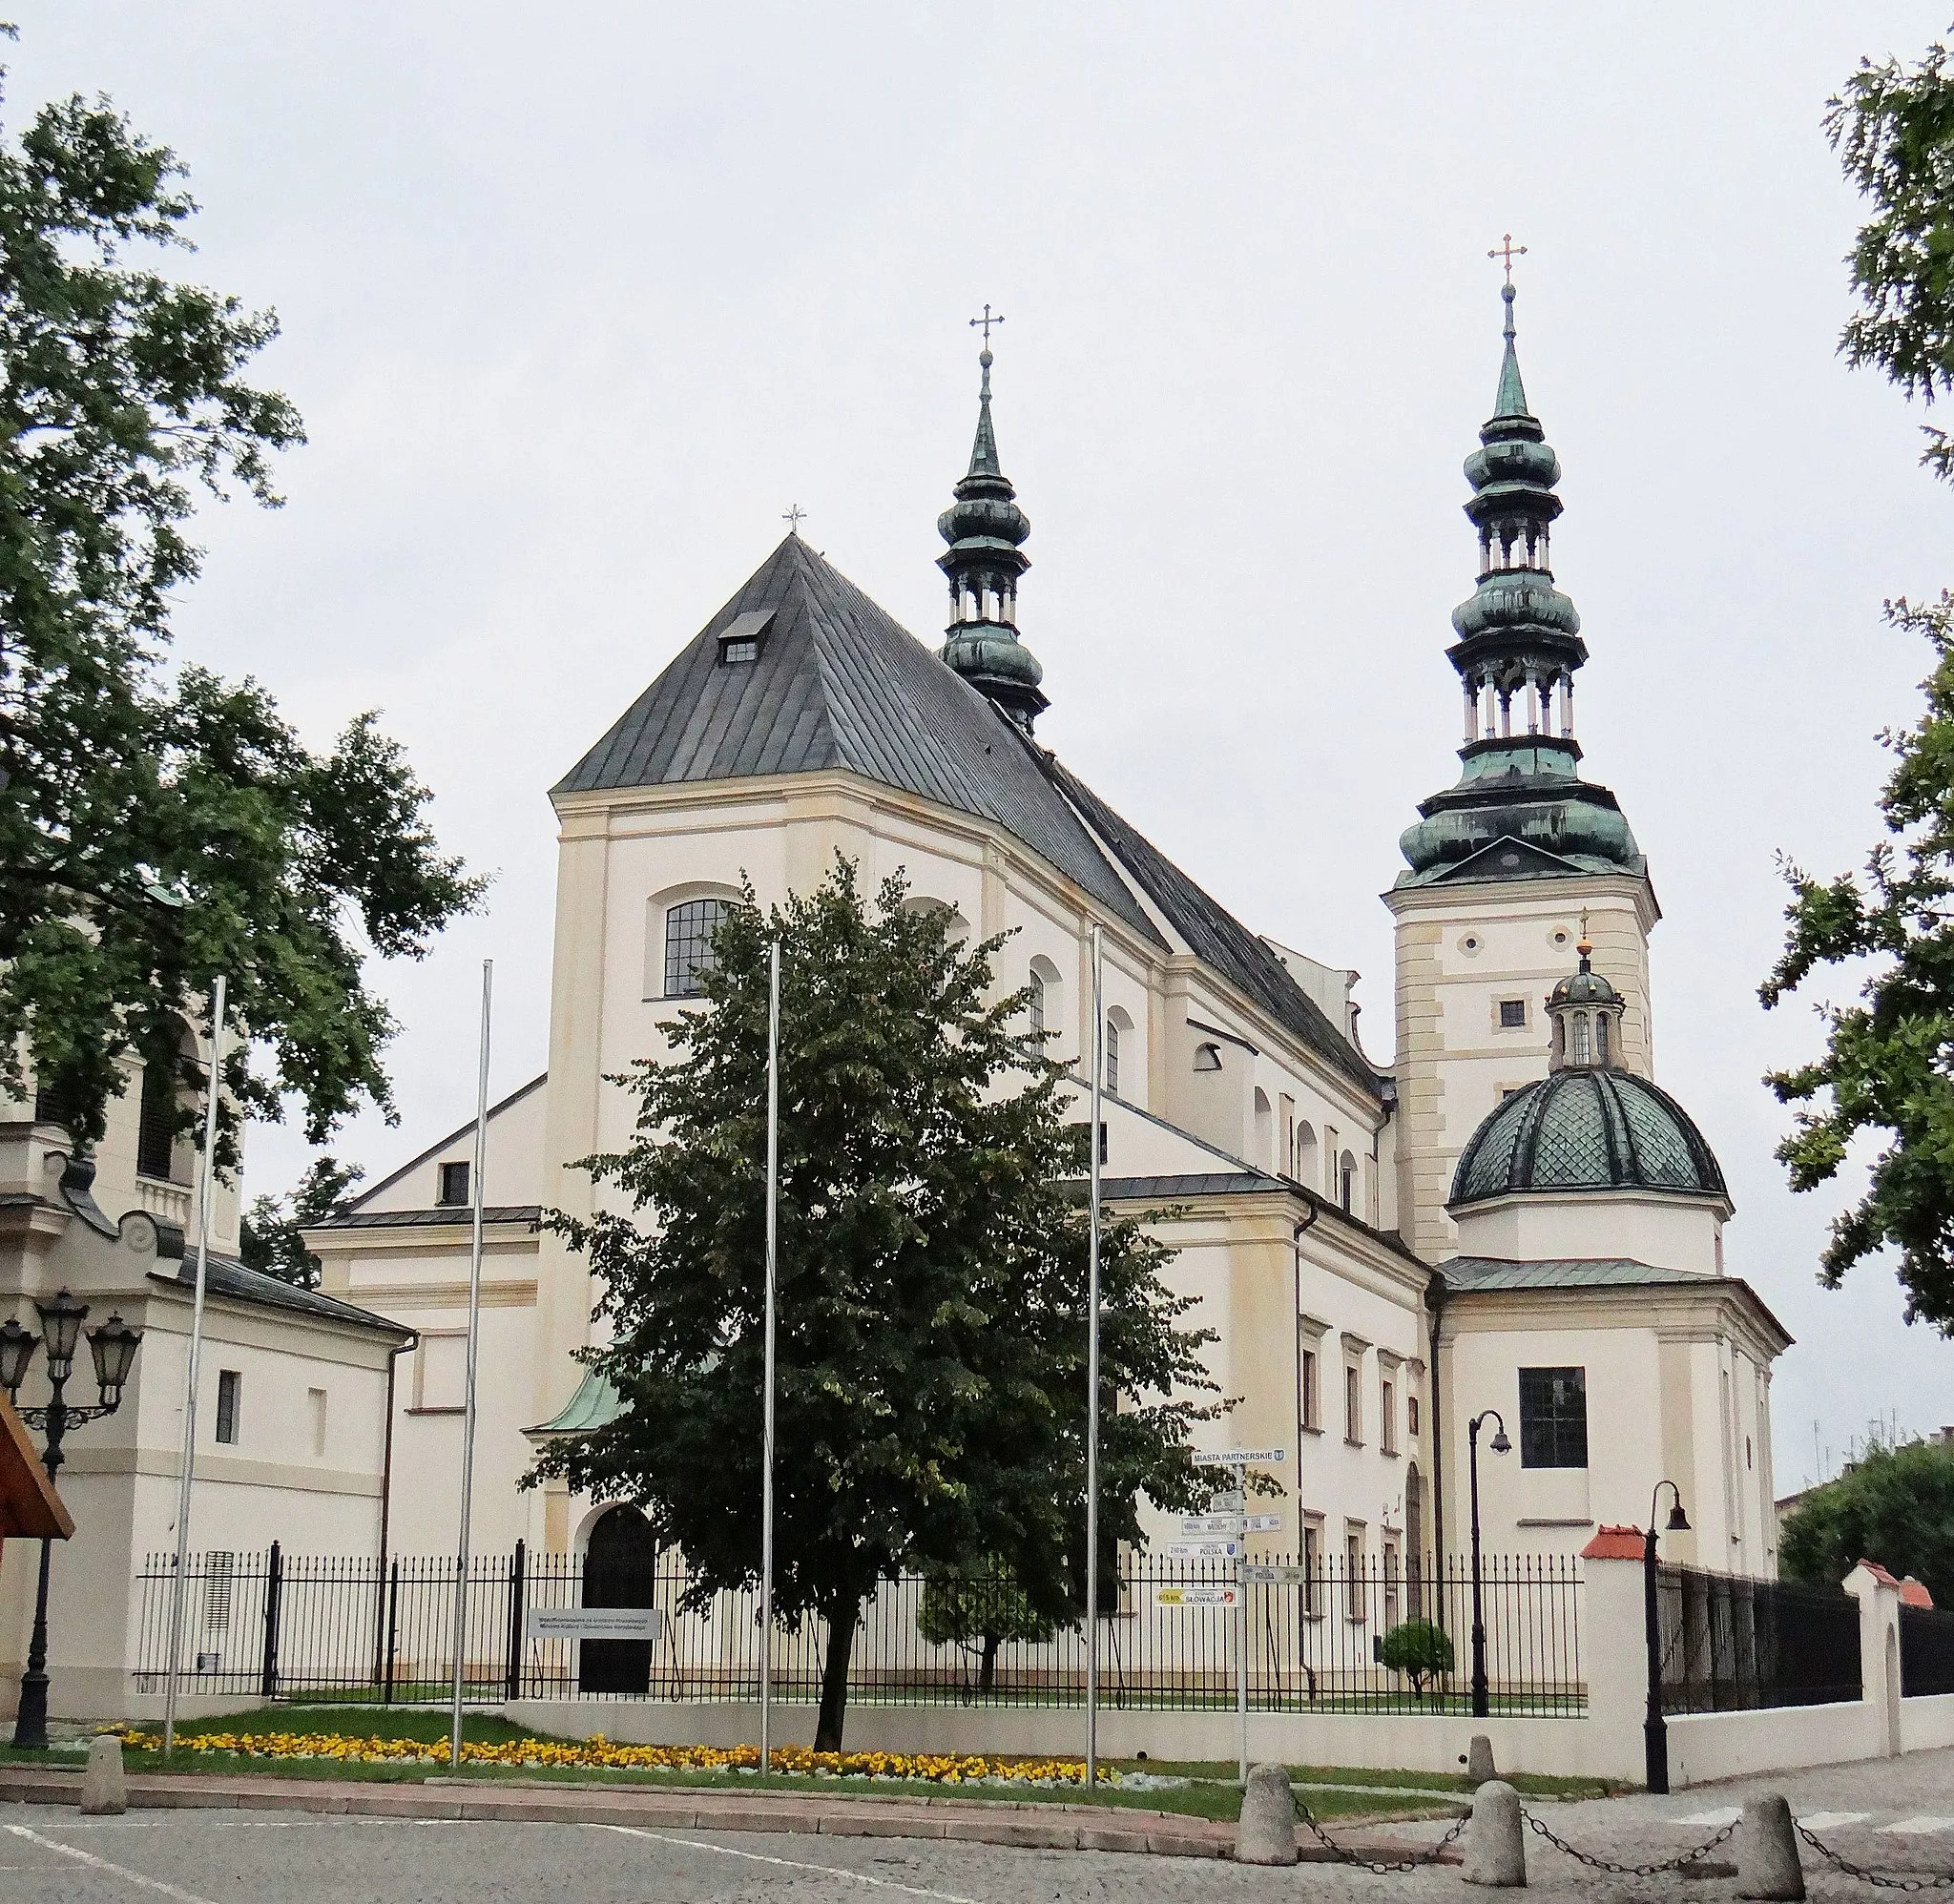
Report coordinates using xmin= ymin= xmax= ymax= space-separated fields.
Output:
xmin=968 ymin=304 xmax=1005 ymax=346
xmin=782 ymin=504 xmax=806 ymax=534
xmin=1487 ymin=233 xmax=1528 ymax=284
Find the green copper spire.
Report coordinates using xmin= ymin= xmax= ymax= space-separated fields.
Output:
xmin=938 ymin=310 xmax=1047 ymax=732
xmin=1397 ymin=259 xmax=1644 ymax=888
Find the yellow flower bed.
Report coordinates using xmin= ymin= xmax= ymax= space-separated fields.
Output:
xmin=114 ymin=1729 xmax=1095 ymax=1786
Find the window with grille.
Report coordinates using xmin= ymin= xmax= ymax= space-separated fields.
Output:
xmin=1499 ymin=999 xmax=1528 ymax=1029
xmin=663 ymin=899 xmax=730 ymax=998
xmin=438 ymin=1160 xmax=469 ymax=1206
xmin=215 ymin=1369 xmax=241 ymax=1446
xmin=136 ymin=1057 xmax=180 ymax=1182
xmin=1519 ymin=1365 xmax=1588 ymax=1469
xmin=1103 ymin=1018 xmax=1119 ymax=1095
xmin=720 ymin=637 xmax=759 ymax=665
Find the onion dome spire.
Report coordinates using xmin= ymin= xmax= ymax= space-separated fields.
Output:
xmin=1397 ymin=247 xmax=1645 ymax=889
xmin=938 ymin=308 xmax=1046 ymax=731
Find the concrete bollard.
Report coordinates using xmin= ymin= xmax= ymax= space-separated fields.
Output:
xmin=1736 ymin=1795 xmax=1804 ymax=1901
xmin=1466 ymin=1733 xmax=1498 ymax=1785
xmin=1463 ymin=1779 xmax=1526 ymax=1888
xmin=78 ymin=1735 xmax=127 ymax=1817
xmin=1235 ymin=1763 xmax=1299 ymax=1866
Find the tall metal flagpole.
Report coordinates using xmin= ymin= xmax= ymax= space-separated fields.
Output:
xmin=1085 ymin=925 xmax=1104 ymax=1790
xmin=448 ymin=960 xmax=492 ymax=1769
xmin=759 ymin=940 xmax=780 ymax=1773
xmin=162 ymin=972 xmax=227 ymax=1757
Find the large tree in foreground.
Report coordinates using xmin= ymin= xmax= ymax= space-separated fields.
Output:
xmin=1760 ymin=35 xmax=1954 ymax=1333
xmin=530 ymin=858 xmax=1222 ymax=1749
xmin=0 ymin=40 xmax=478 ymax=1164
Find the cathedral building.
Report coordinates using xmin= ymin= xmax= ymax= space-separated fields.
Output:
xmin=299 ymin=282 xmax=1788 ymax=1596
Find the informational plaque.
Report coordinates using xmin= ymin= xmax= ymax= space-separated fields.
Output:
xmin=526 ymin=1605 xmax=667 ymax=1644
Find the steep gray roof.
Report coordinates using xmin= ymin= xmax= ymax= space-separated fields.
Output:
xmin=1438 ymin=1255 xmax=1711 ymax=1291
xmin=554 ymin=536 xmax=1162 ymax=946
xmin=1035 ymin=753 xmax=1385 ymax=1100
xmin=148 ymin=1256 xmax=411 ymax=1337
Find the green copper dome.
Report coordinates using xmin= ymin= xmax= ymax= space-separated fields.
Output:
xmin=1450 ymin=1067 xmax=1727 ymax=1208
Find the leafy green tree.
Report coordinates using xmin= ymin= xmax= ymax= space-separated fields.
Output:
xmin=0 ymin=39 xmax=478 ymax=1166
xmin=1779 ymin=1438 xmax=1954 ymax=1604
xmin=916 ymin=1562 xmax=1054 ymax=1698
xmin=528 ymin=857 xmax=1221 ymax=1749
xmin=1760 ymin=35 xmax=1954 ymax=1332
xmin=239 ymin=1156 xmax=364 ymax=1289
xmin=1378 ymin=1618 xmax=1454 ymax=1700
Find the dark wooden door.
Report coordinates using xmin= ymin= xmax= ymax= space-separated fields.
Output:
xmin=579 ymin=1507 xmax=656 ymax=1695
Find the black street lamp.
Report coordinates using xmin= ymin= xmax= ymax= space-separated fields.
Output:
xmin=1 ymin=1290 xmax=143 ymax=1749
xmin=1643 ymin=1479 xmax=1690 ymax=1794
xmin=1466 ymin=1407 xmax=1511 ymax=1719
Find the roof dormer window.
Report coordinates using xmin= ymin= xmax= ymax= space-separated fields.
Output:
xmin=717 ymin=609 xmax=775 ymax=668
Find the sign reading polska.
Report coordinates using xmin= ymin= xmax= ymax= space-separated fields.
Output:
xmin=1165 ymin=1539 xmax=1242 ymax=1561
xmin=1204 ymin=1447 xmax=1286 ymax=1466
xmin=1244 ymin=1563 xmax=1310 ymax=1585
xmin=1156 ymin=1585 xmax=1238 ymax=1606
xmin=527 ymin=1605 xmax=667 ymax=1644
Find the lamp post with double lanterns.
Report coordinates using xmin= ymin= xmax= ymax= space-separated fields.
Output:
xmin=0 ymin=1290 xmax=143 ymax=1749
xmin=1643 ymin=1479 xmax=1691 ymax=1794
xmin=1466 ymin=1408 xmax=1511 ymax=1719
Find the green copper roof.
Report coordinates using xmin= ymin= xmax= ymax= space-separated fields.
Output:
xmin=528 ymin=1368 xmax=625 ymax=1436
xmin=1492 ymin=282 xmax=1529 ymax=418
xmin=1450 ymin=1066 xmax=1727 ymax=1208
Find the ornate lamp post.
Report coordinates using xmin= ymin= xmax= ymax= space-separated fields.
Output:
xmin=0 ymin=1290 xmax=143 ymax=1749
xmin=1466 ymin=1407 xmax=1511 ymax=1718
xmin=1643 ymin=1479 xmax=1690 ymax=1794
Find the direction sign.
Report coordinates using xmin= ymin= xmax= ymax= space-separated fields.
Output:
xmin=1244 ymin=1563 xmax=1309 ymax=1586
xmin=1165 ymin=1539 xmax=1242 ymax=1560
xmin=1175 ymin=1514 xmax=1245 ymax=1538
xmin=1209 ymin=1489 xmax=1246 ymax=1512
xmin=1243 ymin=1513 xmax=1285 ymax=1533
xmin=527 ymin=1606 xmax=667 ymax=1644
xmin=1156 ymin=1586 xmax=1238 ymax=1606
xmin=1204 ymin=1447 xmax=1286 ymax=1466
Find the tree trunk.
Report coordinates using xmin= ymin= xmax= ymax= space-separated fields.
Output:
xmin=814 ymin=1589 xmax=861 ymax=1750
xmin=979 ymin=1632 xmax=1001 ymax=1695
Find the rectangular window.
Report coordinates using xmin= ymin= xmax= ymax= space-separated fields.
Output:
xmin=1408 ymin=1395 xmax=1420 ymax=1439
xmin=1345 ymin=1530 xmax=1367 ymax=1623
xmin=215 ymin=1369 xmax=241 ymax=1446
xmin=1344 ymin=1363 xmax=1362 ymax=1443
xmin=417 ymin=1334 xmax=468 ymax=1412
xmin=1498 ymin=999 xmax=1528 ymax=1029
xmin=136 ymin=1059 xmax=180 ymax=1183
xmin=1299 ymin=1348 xmax=1319 ymax=1433
xmin=1518 ymin=1365 xmax=1589 ymax=1469
xmin=1382 ymin=1538 xmax=1401 ymax=1631
xmin=664 ymin=898 xmax=731 ymax=999
xmin=308 ymin=1386 xmax=328 ymax=1458
xmin=719 ymin=637 xmax=759 ymax=665
xmin=1301 ymin=1521 xmax=1321 ymax=1617
xmin=1380 ymin=1378 xmax=1397 ymax=1455
xmin=437 ymin=1160 xmax=469 ymax=1207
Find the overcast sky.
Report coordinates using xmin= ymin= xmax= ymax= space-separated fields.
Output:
xmin=17 ymin=4 xmax=1951 ymax=1488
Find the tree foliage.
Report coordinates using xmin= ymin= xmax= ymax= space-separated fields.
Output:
xmin=1779 ymin=1437 xmax=1954 ymax=1604
xmin=1760 ymin=35 xmax=1954 ymax=1331
xmin=528 ymin=857 xmax=1222 ymax=1748
xmin=0 ymin=41 xmax=479 ymax=1164
xmin=1378 ymin=1617 xmax=1453 ymax=1699
xmin=239 ymin=1155 xmax=364 ymax=1289
xmin=916 ymin=1562 xmax=1054 ymax=1697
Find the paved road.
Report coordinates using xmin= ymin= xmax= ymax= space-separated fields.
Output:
xmin=3 ymin=1749 xmax=1952 ymax=1902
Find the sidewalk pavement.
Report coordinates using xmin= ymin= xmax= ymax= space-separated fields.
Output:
xmin=0 ymin=1763 xmax=1456 ymax=1862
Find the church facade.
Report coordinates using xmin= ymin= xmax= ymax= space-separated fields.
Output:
xmin=305 ymin=283 xmax=1789 ymax=1607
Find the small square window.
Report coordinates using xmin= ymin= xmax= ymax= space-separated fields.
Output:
xmin=1498 ymin=999 xmax=1528 ymax=1029
xmin=720 ymin=637 xmax=759 ymax=665
xmin=438 ymin=1160 xmax=470 ymax=1207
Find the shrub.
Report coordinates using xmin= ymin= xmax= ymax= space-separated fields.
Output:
xmin=1379 ymin=1618 xmax=1454 ymax=1697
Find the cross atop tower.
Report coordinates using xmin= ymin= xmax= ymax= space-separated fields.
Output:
xmin=782 ymin=504 xmax=806 ymax=535
xmin=968 ymin=303 xmax=1004 ymax=347
xmin=1487 ymin=233 xmax=1528 ymax=285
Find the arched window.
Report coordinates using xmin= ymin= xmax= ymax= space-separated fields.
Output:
xmin=136 ymin=1021 xmax=196 ymax=1185
xmin=1027 ymin=969 xmax=1046 ymax=1040
xmin=1102 ymin=1007 xmax=1134 ymax=1098
xmin=1193 ymin=1043 xmax=1223 ymax=1073
xmin=1596 ymin=1012 xmax=1611 ymax=1063
xmin=1254 ymin=1088 xmax=1274 ymax=1170
xmin=1028 ymin=956 xmax=1063 ymax=1050
xmin=663 ymin=898 xmax=731 ymax=998
xmin=1571 ymin=1012 xmax=1590 ymax=1065
xmin=1339 ymin=1149 xmax=1358 ymax=1213
xmin=1294 ymin=1120 xmax=1319 ymax=1188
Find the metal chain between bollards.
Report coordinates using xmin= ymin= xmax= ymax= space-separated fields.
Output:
xmin=1291 ymin=1797 xmax=1470 ymax=1873
xmin=1522 ymin=1807 xmax=1739 ymax=1877
xmin=1797 ymin=1824 xmax=1954 ymax=1891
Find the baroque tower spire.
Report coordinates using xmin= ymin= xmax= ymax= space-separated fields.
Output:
xmin=938 ymin=309 xmax=1046 ymax=731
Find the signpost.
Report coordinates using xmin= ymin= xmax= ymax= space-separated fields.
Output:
xmin=1165 ymin=1539 xmax=1242 ymax=1561
xmin=1244 ymin=1563 xmax=1308 ymax=1587
xmin=1155 ymin=1586 xmax=1237 ymax=1606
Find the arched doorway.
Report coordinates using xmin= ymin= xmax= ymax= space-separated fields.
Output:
xmin=580 ymin=1506 xmax=656 ymax=1695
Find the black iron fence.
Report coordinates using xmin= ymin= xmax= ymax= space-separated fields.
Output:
xmin=133 ymin=1547 xmax=1584 ymax=1715
xmin=1901 ymin=1600 xmax=1954 ymax=1698
xmin=1656 ymin=1564 xmax=1862 ymax=1713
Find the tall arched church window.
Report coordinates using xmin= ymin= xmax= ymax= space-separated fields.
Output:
xmin=664 ymin=898 xmax=731 ymax=998
xmin=136 ymin=1022 xmax=196 ymax=1185
xmin=1103 ymin=1016 xmax=1119 ymax=1095
xmin=1571 ymin=1012 xmax=1590 ymax=1065
xmin=1254 ymin=1088 xmax=1274 ymax=1170
xmin=1295 ymin=1120 xmax=1319 ymax=1188
xmin=1339 ymin=1149 xmax=1357 ymax=1213
xmin=1596 ymin=1012 xmax=1610 ymax=1063
xmin=1027 ymin=969 xmax=1046 ymax=1041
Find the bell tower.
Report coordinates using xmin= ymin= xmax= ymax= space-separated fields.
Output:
xmin=1385 ymin=254 xmax=1659 ymax=1263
